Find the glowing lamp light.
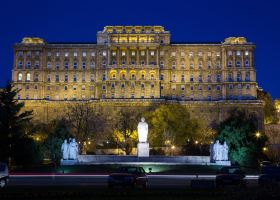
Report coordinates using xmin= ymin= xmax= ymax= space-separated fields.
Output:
xmin=195 ymin=140 xmax=199 ymax=144
xmin=263 ymin=147 xmax=268 ymax=152
xmin=255 ymin=131 xmax=261 ymax=138
xmin=171 ymin=145 xmax=175 ymax=149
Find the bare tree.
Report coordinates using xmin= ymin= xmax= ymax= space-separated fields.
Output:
xmin=66 ymin=102 xmax=106 ymax=154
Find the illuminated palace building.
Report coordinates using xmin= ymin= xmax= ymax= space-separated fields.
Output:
xmin=12 ymin=26 xmax=262 ymax=125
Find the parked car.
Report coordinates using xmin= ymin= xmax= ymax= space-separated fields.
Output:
xmin=216 ymin=166 xmax=246 ymax=187
xmin=260 ymin=161 xmax=271 ymax=167
xmin=0 ymin=163 xmax=9 ymax=188
xmin=108 ymin=166 xmax=148 ymax=188
xmin=258 ymin=166 xmax=280 ymax=187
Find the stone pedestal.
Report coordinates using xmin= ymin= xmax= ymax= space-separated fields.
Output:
xmin=215 ymin=160 xmax=231 ymax=166
xmin=137 ymin=143 xmax=149 ymax=157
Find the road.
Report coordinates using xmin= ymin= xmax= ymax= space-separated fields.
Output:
xmin=7 ymin=174 xmax=259 ymax=188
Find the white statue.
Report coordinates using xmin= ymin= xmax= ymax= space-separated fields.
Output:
xmin=137 ymin=117 xmax=148 ymax=143
xmin=61 ymin=139 xmax=69 ymax=160
xmin=213 ymin=140 xmax=223 ymax=161
xmin=222 ymin=142 xmax=229 ymax=161
xmin=69 ymin=138 xmax=79 ymax=160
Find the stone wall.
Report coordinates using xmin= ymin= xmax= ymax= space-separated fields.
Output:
xmin=22 ymin=99 xmax=264 ymax=130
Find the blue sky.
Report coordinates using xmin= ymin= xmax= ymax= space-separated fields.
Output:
xmin=0 ymin=0 xmax=279 ymax=98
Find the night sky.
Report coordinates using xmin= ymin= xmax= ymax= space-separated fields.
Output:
xmin=0 ymin=0 xmax=279 ymax=98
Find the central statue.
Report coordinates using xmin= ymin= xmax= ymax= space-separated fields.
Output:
xmin=137 ymin=117 xmax=148 ymax=143
xmin=137 ymin=117 xmax=149 ymax=157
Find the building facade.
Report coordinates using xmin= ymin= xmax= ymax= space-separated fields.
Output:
xmin=11 ymin=26 xmax=262 ymax=126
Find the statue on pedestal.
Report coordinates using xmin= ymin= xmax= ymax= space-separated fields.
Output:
xmin=69 ymin=138 xmax=79 ymax=160
xmin=212 ymin=140 xmax=229 ymax=161
xmin=137 ymin=117 xmax=149 ymax=157
xmin=61 ymin=140 xmax=69 ymax=160
xmin=138 ymin=117 xmax=148 ymax=143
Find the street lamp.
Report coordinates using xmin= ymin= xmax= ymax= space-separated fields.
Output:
xmin=171 ymin=145 xmax=175 ymax=156
xmin=255 ymin=131 xmax=261 ymax=138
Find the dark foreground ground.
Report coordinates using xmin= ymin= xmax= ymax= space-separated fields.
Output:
xmin=1 ymin=186 xmax=280 ymax=200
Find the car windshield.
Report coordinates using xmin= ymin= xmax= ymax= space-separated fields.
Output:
xmin=117 ymin=167 xmax=139 ymax=173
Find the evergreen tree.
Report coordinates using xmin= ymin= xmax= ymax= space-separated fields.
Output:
xmin=0 ymin=81 xmax=33 ymax=163
xmin=217 ymin=109 xmax=267 ymax=167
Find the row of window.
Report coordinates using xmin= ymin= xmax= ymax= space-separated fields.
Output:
xmin=17 ymin=93 xmax=254 ymax=101
xmin=17 ymin=59 xmax=251 ymax=70
xmin=17 ymin=72 xmax=252 ymax=83
xmin=21 ymin=83 xmax=251 ymax=92
xmin=17 ymin=50 xmax=251 ymax=59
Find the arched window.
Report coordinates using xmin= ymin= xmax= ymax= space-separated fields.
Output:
xmin=18 ymin=73 xmax=22 ymax=81
xmin=26 ymin=73 xmax=31 ymax=81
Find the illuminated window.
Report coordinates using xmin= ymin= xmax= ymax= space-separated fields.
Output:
xmin=91 ymin=52 xmax=95 ymax=57
xmin=160 ymin=51 xmax=164 ymax=56
xmin=18 ymin=73 xmax=22 ymax=81
xmin=65 ymin=52 xmax=69 ymax=57
xmin=82 ymin=85 xmax=86 ymax=90
xmin=74 ymin=52 xmax=78 ymax=57
xmin=216 ymin=52 xmax=220 ymax=57
xmin=56 ymin=52 xmax=60 ymax=57
xmin=26 ymin=73 xmax=31 ymax=81
xmin=198 ymin=52 xmax=203 ymax=57
xmin=83 ymin=52 xmax=87 ymax=57
xmin=150 ymin=51 xmax=155 ymax=56
xmin=189 ymin=52 xmax=193 ymax=57
xmin=121 ymin=51 xmax=126 ymax=56
xmin=236 ymin=51 xmax=241 ymax=56
xmin=198 ymin=61 xmax=203 ymax=69
xmin=141 ymin=51 xmax=145 ymax=56
xmin=171 ymin=52 xmax=176 ymax=57
xmin=228 ymin=51 xmax=232 ymax=56
xmin=181 ymin=52 xmax=185 ymax=57
xmin=245 ymin=51 xmax=249 ymax=56
xmin=112 ymin=51 xmax=116 ymax=56
xmin=207 ymin=52 xmax=211 ymax=57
